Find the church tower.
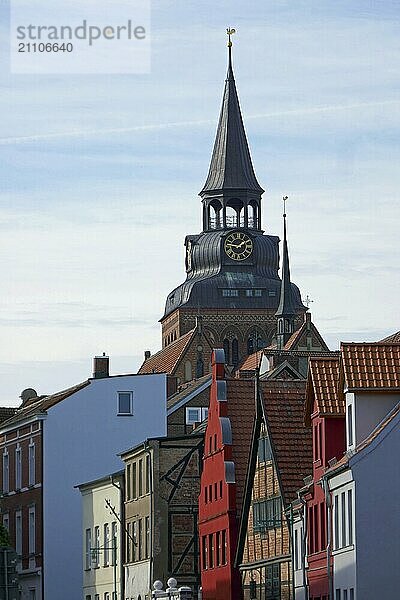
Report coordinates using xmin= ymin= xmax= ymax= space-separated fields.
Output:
xmin=142 ymin=35 xmax=306 ymax=379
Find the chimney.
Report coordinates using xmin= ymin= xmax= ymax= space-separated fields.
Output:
xmin=144 ymin=350 xmax=151 ymax=360
xmin=93 ymin=353 xmax=109 ymax=379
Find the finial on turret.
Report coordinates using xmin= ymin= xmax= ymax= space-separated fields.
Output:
xmin=283 ymin=195 xmax=288 ymax=219
xmin=227 ymin=27 xmax=236 ymax=67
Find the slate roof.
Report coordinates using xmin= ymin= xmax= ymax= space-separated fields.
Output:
xmin=260 ymin=380 xmax=312 ymax=505
xmin=0 ymin=381 xmax=90 ymax=429
xmin=340 ymin=343 xmax=400 ymax=391
xmin=305 ymin=355 xmax=343 ymax=425
xmin=200 ymin=58 xmax=263 ymax=194
xmin=138 ymin=329 xmax=195 ymax=375
xmin=226 ymin=379 xmax=257 ymax=514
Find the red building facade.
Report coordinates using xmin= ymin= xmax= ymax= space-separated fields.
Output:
xmin=198 ymin=350 xmax=254 ymax=600
xmin=303 ymin=356 xmax=345 ymax=600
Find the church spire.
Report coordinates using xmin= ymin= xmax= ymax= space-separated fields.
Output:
xmin=276 ymin=197 xmax=297 ymax=349
xmin=200 ymin=30 xmax=264 ymax=232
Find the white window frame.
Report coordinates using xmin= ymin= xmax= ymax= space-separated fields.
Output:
xmin=29 ymin=441 xmax=35 ymax=486
xmin=185 ymin=406 xmax=208 ymax=425
xmin=85 ymin=528 xmax=92 ymax=570
xmin=94 ymin=526 xmax=100 ymax=568
xmin=104 ymin=523 xmax=110 ymax=566
xmin=117 ymin=391 xmax=133 ymax=416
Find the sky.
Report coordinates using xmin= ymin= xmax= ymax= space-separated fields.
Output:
xmin=0 ymin=1 xmax=399 ymax=405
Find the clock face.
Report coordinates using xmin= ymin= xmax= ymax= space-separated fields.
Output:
xmin=224 ymin=232 xmax=253 ymax=261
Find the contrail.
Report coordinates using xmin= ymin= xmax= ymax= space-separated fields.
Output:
xmin=0 ymin=99 xmax=398 ymax=146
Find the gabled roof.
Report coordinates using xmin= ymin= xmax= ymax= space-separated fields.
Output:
xmin=0 ymin=407 xmax=17 ymax=424
xmin=200 ymin=55 xmax=263 ymax=195
xmin=138 ymin=329 xmax=195 ymax=375
xmin=0 ymin=381 xmax=90 ymax=429
xmin=261 ymin=360 xmax=303 ymax=381
xmin=261 ymin=380 xmax=312 ymax=505
xmin=305 ymin=355 xmax=343 ymax=425
xmin=226 ymin=379 xmax=257 ymax=513
xmin=282 ymin=319 xmax=329 ymax=351
xmin=167 ymin=374 xmax=211 ymax=412
xmin=340 ymin=342 xmax=400 ymax=391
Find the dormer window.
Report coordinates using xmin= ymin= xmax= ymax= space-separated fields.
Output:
xmin=222 ymin=289 xmax=238 ymax=297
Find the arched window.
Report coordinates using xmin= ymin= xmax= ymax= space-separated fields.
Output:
xmin=184 ymin=360 xmax=192 ymax=382
xmin=249 ymin=201 xmax=258 ymax=228
xmin=257 ymin=337 xmax=264 ymax=350
xmin=196 ymin=358 xmax=204 ymax=378
xmin=232 ymin=338 xmax=239 ymax=367
xmin=223 ymin=339 xmax=230 ymax=364
xmin=209 ymin=199 xmax=222 ymax=229
xmin=226 ymin=198 xmax=243 ymax=228
xmin=247 ymin=337 xmax=254 ymax=355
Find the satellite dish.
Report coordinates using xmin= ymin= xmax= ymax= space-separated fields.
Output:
xmin=20 ymin=388 xmax=38 ymax=405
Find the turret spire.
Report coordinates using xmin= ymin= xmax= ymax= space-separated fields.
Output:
xmin=276 ymin=197 xmax=298 ymax=348
xmin=200 ymin=29 xmax=263 ymax=209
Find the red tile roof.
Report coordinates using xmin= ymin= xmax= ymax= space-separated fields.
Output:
xmin=238 ymin=351 xmax=262 ymax=372
xmin=226 ymin=379 xmax=257 ymax=513
xmin=260 ymin=380 xmax=312 ymax=504
xmin=340 ymin=343 xmax=400 ymax=391
xmin=305 ymin=355 xmax=343 ymax=425
xmin=0 ymin=407 xmax=17 ymax=424
xmin=138 ymin=329 xmax=195 ymax=375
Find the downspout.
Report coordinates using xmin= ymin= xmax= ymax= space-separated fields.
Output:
xmin=321 ymin=475 xmax=333 ymax=600
xmin=297 ymin=492 xmax=309 ymax=600
xmin=111 ymin=474 xmax=125 ymax=600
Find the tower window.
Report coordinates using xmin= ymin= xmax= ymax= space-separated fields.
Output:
xmin=268 ymin=291 xmax=276 ymax=297
xmin=255 ymin=289 xmax=262 ymax=297
xmin=222 ymin=289 xmax=238 ymax=297
xmin=246 ymin=289 xmax=253 ymax=297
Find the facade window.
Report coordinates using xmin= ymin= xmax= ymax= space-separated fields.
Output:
xmin=348 ymin=489 xmax=353 ymax=545
xmin=320 ymin=502 xmax=326 ymax=549
xmin=334 ymin=494 xmax=339 ymax=550
xmin=29 ymin=507 xmax=35 ymax=555
xmin=216 ymin=531 xmax=221 ymax=566
xmin=184 ymin=360 xmax=192 ymax=382
xmin=111 ymin=522 xmax=117 ymax=565
xmin=2 ymin=514 xmax=9 ymax=532
xmin=28 ymin=442 xmax=35 ymax=486
xmin=145 ymin=516 xmax=150 ymax=559
xmin=232 ymin=338 xmax=239 ymax=367
xmin=2 ymin=451 xmax=9 ymax=494
xmin=347 ymin=404 xmax=353 ymax=446
xmin=258 ymin=435 xmax=272 ymax=462
xmin=104 ymin=523 xmax=110 ymax=566
xmin=15 ymin=511 xmax=22 ymax=558
xmin=29 ymin=591 xmax=36 ymax=600
xmin=208 ymin=534 xmax=214 ymax=568
xmin=266 ymin=564 xmax=280 ymax=599
xmin=222 ymin=289 xmax=238 ymax=297
xmin=223 ymin=338 xmax=230 ymax=364
xmin=118 ymin=391 xmax=133 ymax=415
xmin=202 ymin=536 xmax=207 ymax=569
xmin=341 ymin=492 xmax=346 ymax=547
xmin=15 ymin=446 xmax=22 ymax=489
xmin=247 ymin=337 xmax=254 ymax=355
xmin=335 ymin=591 xmax=341 ymax=600
xmin=85 ymin=529 xmax=92 ymax=570
xmin=132 ymin=463 xmax=137 ymax=498
xmin=349 ymin=589 xmax=354 ymax=600
xmin=186 ymin=407 xmax=207 ymax=425
xmin=126 ymin=464 xmax=131 ymax=500
xmin=145 ymin=454 xmax=150 ymax=494
xmin=221 ymin=530 xmax=227 ymax=564
xmin=219 ymin=481 xmax=223 ymax=498
xmin=138 ymin=519 xmax=143 ymax=561
xmin=246 ymin=289 xmax=253 ymax=297
xmin=255 ymin=289 xmax=262 ymax=297
xmin=104 ymin=594 xmax=110 ymax=600
xmin=138 ymin=460 xmax=143 ymax=496
xmin=205 ymin=487 xmax=208 ymax=504
xmin=133 ymin=521 xmax=138 ymax=562
xmin=94 ymin=526 xmax=100 ymax=568
xmin=343 ymin=591 xmax=348 ymax=600
xmin=253 ymin=497 xmax=282 ymax=532
xmin=294 ymin=529 xmax=299 ymax=570
xmin=126 ymin=523 xmax=132 ymax=563
xmin=196 ymin=357 xmax=204 ymax=378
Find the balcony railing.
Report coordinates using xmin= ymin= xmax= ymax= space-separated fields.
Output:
xmin=209 ymin=216 xmax=257 ymax=229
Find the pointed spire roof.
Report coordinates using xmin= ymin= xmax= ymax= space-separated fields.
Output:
xmin=276 ymin=200 xmax=298 ymax=317
xmin=200 ymin=38 xmax=264 ymax=195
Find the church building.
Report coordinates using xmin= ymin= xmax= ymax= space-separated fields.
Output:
xmin=139 ymin=37 xmax=307 ymax=382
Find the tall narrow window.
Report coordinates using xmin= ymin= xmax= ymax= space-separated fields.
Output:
xmin=94 ymin=526 xmax=100 ymax=567
xmin=138 ymin=459 xmax=143 ymax=496
xmin=348 ymin=404 xmax=353 ymax=446
xmin=320 ymin=502 xmax=326 ymax=549
xmin=104 ymin=523 xmax=110 ymax=566
xmin=15 ymin=446 xmax=22 ymax=489
xmin=132 ymin=463 xmax=137 ymax=498
xmin=247 ymin=337 xmax=254 ymax=355
xmin=221 ymin=530 xmax=227 ymax=564
xmin=29 ymin=507 xmax=35 ymax=555
xmin=126 ymin=464 xmax=131 ymax=500
xmin=15 ymin=511 xmax=22 ymax=558
xmin=145 ymin=516 xmax=150 ymax=559
xmin=334 ymin=495 xmax=339 ymax=550
xmin=202 ymin=536 xmax=207 ymax=569
xmin=29 ymin=442 xmax=35 ymax=486
xmin=145 ymin=455 xmax=150 ymax=494
xmin=138 ymin=519 xmax=143 ymax=561
xmin=118 ymin=391 xmax=133 ymax=415
xmin=348 ymin=489 xmax=353 ymax=545
xmin=85 ymin=529 xmax=92 ymax=570
xmin=2 ymin=514 xmax=9 ymax=532
xmin=2 ymin=452 xmax=9 ymax=493
xmin=216 ymin=531 xmax=221 ymax=566
xmin=111 ymin=522 xmax=117 ymax=566
xmin=294 ymin=529 xmax=299 ymax=570
xmin=341 ymin=492 xmax=346 ymax=547
xmin=133 ymin=521 xmax=138 ymax=562
xmin=208 ymin=534 xmax=214 ymax=568
xmin=223 ymin=339 xmax=230 ymax=364
xmin=232 ymin=339 xmax=239 ymax=367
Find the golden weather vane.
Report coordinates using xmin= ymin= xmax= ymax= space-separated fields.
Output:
xmin=227 ymin=27 xmax=236 ymax=47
